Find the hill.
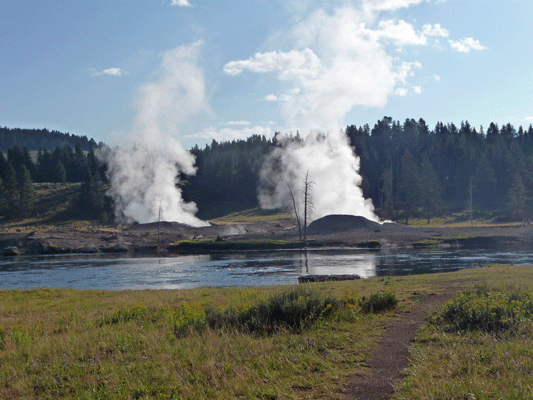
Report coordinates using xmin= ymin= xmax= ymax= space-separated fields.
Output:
xmin=0 ymin=126 xmax=101 ymax=151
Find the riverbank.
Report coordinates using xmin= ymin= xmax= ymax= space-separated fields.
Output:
xmin=1 ymin=214 xmax=532 ymax=256
xmin=1 ymin=265 xmax=532 ymax=399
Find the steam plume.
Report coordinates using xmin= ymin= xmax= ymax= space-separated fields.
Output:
xmin=259 ymin=131 xmax=376 ymax=221
xmin=101 ymin=42 xmax=210 ymax=227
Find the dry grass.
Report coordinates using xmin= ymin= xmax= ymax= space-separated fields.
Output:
xmin=210 ymin=208 xmax=292 ymax=225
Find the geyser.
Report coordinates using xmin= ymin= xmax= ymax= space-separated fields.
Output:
xmin=258 ymin=130 xmax=377 ymax=222
xmin=100 ymin=41 xmax=210 ymax=227
xmin=225 ymin=3 xmax=430 ymax=223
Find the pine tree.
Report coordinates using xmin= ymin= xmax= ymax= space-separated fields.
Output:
xmin=5 ymin=163 xmax=19 ymax=217
xmin=400 ymin=149 xmax=421 ymax=224
xmin=507 ymin=173 xmax=530 ymax=224
xmin=53 ymin=160 xmax=67 ymax=183
xmin=419 ymin=154 xmax=443 ymax=223
xmin=17 ymin=165 xmax=36 ymax=218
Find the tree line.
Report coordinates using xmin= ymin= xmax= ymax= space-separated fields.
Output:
xmin=0 ymin=144 xmax=109 ymax=221
xmin=3 ymin=118 xmax=533 ymax=224
xmin=0 ymin=127 xmax=101 ymax=152
xmin=347 ymin=117 xmax=533 ymax=223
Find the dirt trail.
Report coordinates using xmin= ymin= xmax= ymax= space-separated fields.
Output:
xmin=344 ymin=289 xmax=457 ymax=400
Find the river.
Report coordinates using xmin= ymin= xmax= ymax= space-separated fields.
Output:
xmin=1 ymin=248 xmax=533 ymax=290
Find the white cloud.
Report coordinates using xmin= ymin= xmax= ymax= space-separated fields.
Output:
xmin=421 ymin=23 xmax=449 ymax=37
xmin=413 ymin=86 xmax=422 ymax=94
xmin=265 ymin=94 xmax=278 ymax=101
xmin=171 ymin=0 xmax=192 ymax=7
xmin=449 ymin=37 xmax=487 ymax=53
xmin=187 ymin=125 xmax=273 ymax=142
xmin=225 ymin=120 xmax=250 ymax=125
xmin=525 ymin=116 xmax=533 ymax=121
xmin=375 ymin=19 xmax=427 ymax=46
xmin=223 ymin=48 xmax=322 ymax=79
xmin=434 ymin=74 xmax=441 ymax=81
xmin=394 ymin=87 xmax=408 ymax=96
xmin=362 ymin=0 xmax=425 ymax=13
xmin=91 ymin=67 xmax=128 ymax=77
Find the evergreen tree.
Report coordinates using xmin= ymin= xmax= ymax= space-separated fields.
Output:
xmin=400 ymin=149 xmax=421 ymax=224
xmin=78 ymin=169 xmax=106 ymax=219
xmin=53 ymin=160 xmax=67 ymax=183
xmin=419 ymin=154 xmax=443 ymax=223
xmin=5 ymin=163 xmax=18 ymax=216
xmin=17 ymin=165 xmax=36 ymax=218
xmin=0 ymin=177 xmax=6 ymax=214
xmin=379 ymin=166 xmax=394 ymax=220
xmin=507 ymin=173 xmax=530 ymax=224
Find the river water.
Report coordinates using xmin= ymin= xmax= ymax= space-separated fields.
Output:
xmin=1 ymin=248 xmax=533 ymax=290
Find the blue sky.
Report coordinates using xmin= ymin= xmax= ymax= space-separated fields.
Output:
xmin=2 ymin=0 xmax=532 ymax=149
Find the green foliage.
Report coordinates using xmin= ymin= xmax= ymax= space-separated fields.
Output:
xmin=16 ymin=164 xmax=36 ymax=218
xmin=206 ymin=286 xmax=341 ymax=334
xmin=359 ymin=291 xmax=399 ymax=314
xmin=9 ymin=325 xmax=31 ymax=346
xmin=97 ymin=286 xmax=376 ymax=337
xmin=437 ymin=285 xmax=533 ymax=334
xmin=99 ymin=304 xmax=149 ymax=326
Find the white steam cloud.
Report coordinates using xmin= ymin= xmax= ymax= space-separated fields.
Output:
xmin=259 ymin=132 xmax=376 ymax=221
xmin=226 ymin=3 xmax=439 ymax=222
xmin=101 ymin=41 xmax=210 ymax=227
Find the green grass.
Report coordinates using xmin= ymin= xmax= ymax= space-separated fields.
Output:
xmin=2 ymin=266 xmax=533 ymax=399
xmin=0 ymin=274 xmax=427 ymax=399
xmin=394 ymin=269 xmax=533 ymax=400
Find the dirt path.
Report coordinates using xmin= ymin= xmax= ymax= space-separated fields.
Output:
xmin=344 ymin=289 xmax=458 ymax=400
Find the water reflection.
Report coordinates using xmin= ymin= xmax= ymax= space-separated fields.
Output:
xmin=0 ymin=249 xmax=532 ymax=290
xmin=295 ymin=250 xmax=377 ymax=278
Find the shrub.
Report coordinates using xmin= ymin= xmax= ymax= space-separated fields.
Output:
xmin=9 ymin=326 xmax=31 ymax=346
xmin=360 ymin=292 xmax=399 ymax=314
xmin=438 ymin=286 xmax=533 ymax=334
xmin=99 ymin=305 xmax=149 ymax=326
xmin=170 ymin=303 xmax=207 ymax=337
xmin=206 ymin=286 xmax=341 ymax=334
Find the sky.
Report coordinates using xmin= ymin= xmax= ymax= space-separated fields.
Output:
xmin=2 ymin=0 xmax=533 ymax=149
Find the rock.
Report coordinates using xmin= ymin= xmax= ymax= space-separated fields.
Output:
xmin=42 ymin=244 xmax=72 ymax=254
xmin=102 ymin=234 xmax=118 ymax=241
xmin=101 ymin=243 xmax=129 ymax=253
xmin=76 ymin=246 xmax=99 ymax=254
xmin=3 ymin=246 xmax=21 ymax=256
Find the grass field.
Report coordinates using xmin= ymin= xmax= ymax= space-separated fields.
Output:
xmin=1 ymin=265 xmax=533 ymax=399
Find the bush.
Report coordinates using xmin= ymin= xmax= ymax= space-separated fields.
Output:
xmin=206 ymin=286 xmax=341 ymax=334
xmin=360 ymin=292 xmax=399 ymax=314
xmin=438 ymin=285 xmax=533 ymax=334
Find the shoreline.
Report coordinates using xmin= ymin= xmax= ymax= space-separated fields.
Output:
xmin=1 ymin=216 xmax=532 ymax=257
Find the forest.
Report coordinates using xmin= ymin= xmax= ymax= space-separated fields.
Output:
xmin=1 ymin=118 xmax=533 ymax=224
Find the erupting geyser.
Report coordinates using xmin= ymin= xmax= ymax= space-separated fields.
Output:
xmin=258 ymin=130 xmax=377 ymax=222
xmin=99 ymin=41 xmax=210 ymax=227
